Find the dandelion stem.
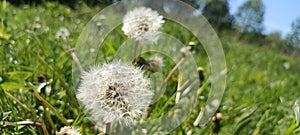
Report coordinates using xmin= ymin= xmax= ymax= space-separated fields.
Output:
xmin=175 ymin=74 xmax=183 ymax=104
xmin=39 ymin=118 xmax=49 ymax=135
xmin=105 ymin=123 xmax=111 ymax=135
xmin=197 ymin=79 xmax=210 ymax=96
xmin=193 ymin=107 xmax=204 ymax=126
xmin=43 ymin=104 xmax=57 ymax=131
xmin=1 ymin=121 xmax=44 ymax=128
xmin=134 ymin=41 xmax=139 ymax=58
xmin=134 ymin=41 xmax=144 ymax=59
xmin=147 ymin=57 xmax=186 ymax=118
xmin=164 ymin=57 xmax=186 ymax=85
xmin=29 ymin=89 xmax=70 ymax=126
xmin=157 ymin=80 xmax=189 ymax=116
xmin=63 ymin=37 xmax=84 ymax=74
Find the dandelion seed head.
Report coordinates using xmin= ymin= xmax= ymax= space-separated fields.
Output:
xmin=122 ymin=7 xmax=165 ymax=44
xmin=77 ymin=61 xmax=153 ymax=126
xmin=56 ymin=126 xmax=81 ymax=135
xmin=148 ymin=55 xmax=164 ymax=72
xmin=56 ymin=27 xmax=70 ymax=39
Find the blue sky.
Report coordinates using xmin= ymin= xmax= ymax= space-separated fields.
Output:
xmin=229 ymin=0 xmax=300 ymax=38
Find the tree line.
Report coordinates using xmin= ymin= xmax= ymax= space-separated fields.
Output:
xmin=6 ymin=0 xmax=300 ymax=48
xmin=201 ymin=0 xmax=299 ymax=49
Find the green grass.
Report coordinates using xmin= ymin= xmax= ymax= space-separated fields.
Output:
xmin=1 ymin=1 xmax=300 ymax=135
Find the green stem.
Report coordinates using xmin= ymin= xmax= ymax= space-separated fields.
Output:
xmin=197 ymin=79 xmax=210 ymax=95
xmin=134 ymin=41 xmax=141 ymax=58
xmin=35 ymin=52 xmax=79 ymax=108
xmin=43 ymin=104 xmax=57 ymax=131
xmin=0 ymin=88 xmax=16 ymax=122
xmin=146 ymin=57 xmax=186 ymax=118
xmin=4 ymin=91 xmax=31 ymax=112
xmin=63 ymin=37 xmax=84 ymax=74
xmin=29 ymin=89 xmax=70 ymax=126
xmin=105 ymin=123 xmax=111 ymax=135
xmin=39 ymin=118 xmax=49 ymax=135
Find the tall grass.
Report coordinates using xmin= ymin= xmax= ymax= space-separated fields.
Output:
xmin=0 ymin=1 xmax=299 ymax=134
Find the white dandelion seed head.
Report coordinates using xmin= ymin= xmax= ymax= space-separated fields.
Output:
xmin=56 ymin=126 xmax=81 ymax=135
xmin=56 ymin=27 xmax=70 ymax=39
xmin=77 ymin=61 xmax=153 ymax=126
xmin=148 ymin=55 xmax=164 ymax=72
xmin=122 ymin=7 xmax=165 ymax=44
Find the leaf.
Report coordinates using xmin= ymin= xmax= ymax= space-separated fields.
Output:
xmin=0 ymin=82 xmax=26 ymax=91
xmin=2 ymin=111 xmax=12 ymax=120
xmin=0 ymin=71 xmax=32 ymax=90
xmin=2 ymin=0 xmax=7 ymax=12
xmin=0 ymin=29 xmax=11 ymax=40
xmin=284 ymin=99 xmax=300 ymax=135
xmin=284 ymin=118 xmax=297 ymax=135
xmin=293 ymin=98 xmax=300 ymax=126
xmin=6 ymin=71 xmax=32 ymax=82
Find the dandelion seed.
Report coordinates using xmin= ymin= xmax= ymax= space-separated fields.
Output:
xmin=77 ymin=61 xmax=153 ymax=126
xmin=56 ymin=126 xmax=81 ymax=135
xmin=122 ymin=7 xmax=165 ymax=44
xmin=56 ymin=27 xmax=70 ymax=39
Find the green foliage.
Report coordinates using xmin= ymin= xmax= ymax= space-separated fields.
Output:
xmin=286 ymin=17 xmax=300 ymax=47
xmin=3 ymin=0 xmax=119 ymax=9
xmin=202 ymin=0 xmax=233 ymax=30
xmin=0 ymin=71 xmax=33 ymax=90
xmin=0 ymin=1 xmax=300 ymax=135
xmin=235 ymin=0 xmax=265 ymax=33
xmin=0 ymin=1 xmax=99 ymax=134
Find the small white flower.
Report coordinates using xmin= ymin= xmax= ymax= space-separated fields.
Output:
xmin=56 ymin=126 xmax=81 ymax=135
xmin=122 ymin=7 xmax=165 ymax=44
xmin=77 ymin=61 xmax=153 ymax=126
xmin=56 ymin=27 xmax=70 ymax=39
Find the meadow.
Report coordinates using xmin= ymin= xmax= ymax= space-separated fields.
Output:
xmin=0 ymin=1 xmax=300 ymax=134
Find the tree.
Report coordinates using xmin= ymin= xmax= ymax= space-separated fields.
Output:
xmin=286 ymin=17 xmax=300 ymax=47
xmin=235 ymin=0 xmax=265 ymax=33
xmin=180 ymin=0 xmax=209 ymax=9
xmin=202 ymin=0 xmax=233 ymax=31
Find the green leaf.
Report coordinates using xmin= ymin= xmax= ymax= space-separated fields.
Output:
xmin=2 ymin=111 xmax=12 ymax=120
xmin=0 ymin=82 xmax=26 ymax=91
xmin=294 ymin=98 xmax=300 ymax=126
xmin=284 ymin=99 xmax=300 ymax=135
xmin=284 ymin=118 xmax=297 ymax=135
xmin=2 ymin=0 xmax=7 ymax=12
xmin=6 ymin=71 xmax=32 ymax=82
xmin=0 ymin=29 xmax=11 ymax=40
xmin=0 ymin=71 xmax=32 ymax=90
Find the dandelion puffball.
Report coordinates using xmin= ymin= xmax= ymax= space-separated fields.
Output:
xmin=122 ymin=7 xmax=165 ymax=44
xmin=76 ymin=61 xmax=153 ymax=126
xmin=56 ymin=126 xmax=81 ymax=135
xmin=147 ymin=55 xmax=164 ymax=72
xmin=55 ymin=27 xmax=70 ymax=39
